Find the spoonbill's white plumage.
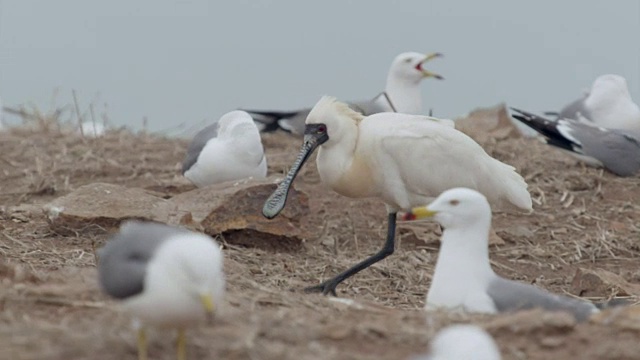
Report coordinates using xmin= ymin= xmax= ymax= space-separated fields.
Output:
xmin=246 ymin=52 xmax=443 ymax=135
xmin=511 ymin=108 xmax=640 ymax=176
xmin=409 ymin=324 xmax=501 ymax=360
xmin=182 ymin=110 xmax=267 ymax=187
xmin=98 ymin=221 xmax=225 ymax=360
xmin=551 ymin=74 xmax=640 ymax=132
xmin=405 ymin=188 xmax=598 ymax=322
xmin=263 ymin=96 xmax=531 ymax=295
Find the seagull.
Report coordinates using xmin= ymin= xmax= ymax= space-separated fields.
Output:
xmin=245 ymin=52 xmax=443 ymax=135
xmin=403 ymin=188 xmax=598 ymax=322
xmin=409 ymin=324 xmax=501 ymax=360
xmin=548 ymin=74 xmax=640 ymax=132
xmin=262 ymin=96 xmax=532 ymax=296
xmin=511 ymin=108 xmax=640 ymax=177
xmin=97 ymin=221 xmax=225 ymax=360
xmin=182 ymin=110 xmax=268 ymax=187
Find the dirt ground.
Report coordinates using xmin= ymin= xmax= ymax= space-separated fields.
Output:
xmin=1 ymin=116 xmax=639 ymax=360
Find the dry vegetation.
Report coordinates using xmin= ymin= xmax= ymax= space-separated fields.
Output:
xmin=1 ymin=108 xmax=640 ymax=360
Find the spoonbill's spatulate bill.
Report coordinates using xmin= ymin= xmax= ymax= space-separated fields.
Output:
xmin=246 ymin=52 xmax=443 ymax=135
xmin=263 ymin=96 xmax=532 ymax=296
xmin=409 ymin=324 xmax=501 ymax=360
xmin=511 ymin=108 xmax=640 ymax=177
xmin=97 ymin=221 xmax=225 ymax=360
xmin=182 ymin=110 xmax=267 ymax=187
xmin=549 ymin=74 xmax=640 ymax=132
xmin=405 ymin=188 xmax=598 ymax=322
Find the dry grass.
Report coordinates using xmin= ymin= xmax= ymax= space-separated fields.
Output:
xmin=1 ymin=110 xmax=640 ymax=359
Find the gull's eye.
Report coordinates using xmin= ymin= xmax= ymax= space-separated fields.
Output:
xmin=449 ymin=199 xmax=459 ymax=206
xmin=317 ymin=125 xmax=326 ymax=133
xmin=404 ymin=58 xmax=412 ymax=63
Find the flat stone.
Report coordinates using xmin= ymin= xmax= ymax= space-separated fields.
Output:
xmin=165 ymin=176 xmax=312 ymax=251
xmin=43 ymin=183 xmax=171 ymax=235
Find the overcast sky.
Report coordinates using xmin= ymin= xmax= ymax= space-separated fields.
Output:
xmin=0 ymin=0 xmax=638 ymax=133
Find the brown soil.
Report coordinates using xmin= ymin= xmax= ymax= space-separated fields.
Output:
xmin=1 ymin=122 xmax=639 ymax=360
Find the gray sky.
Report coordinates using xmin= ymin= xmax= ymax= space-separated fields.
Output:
xmin=0 ymin=0 xmax=638 ymax=134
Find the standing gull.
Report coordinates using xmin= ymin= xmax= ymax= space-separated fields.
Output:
xmin=511 ymin=108 xmax=640 ymax=176
xmin=245 ymin=52 xmax=443 ymax=135
xmin=409 ymin=324 xmax=501 ymax=360
xmin=549 ymin=74 xmax=640 ymax=131
xmin=262 ymin=96 xmax=532 ymax=295
xmin=98 ymin=221 xmax=225 ymax=360
xmin=182 ymin=110 xmax=267 ymax=187
xmin=404 ymin=188 xmax=598 ymax=322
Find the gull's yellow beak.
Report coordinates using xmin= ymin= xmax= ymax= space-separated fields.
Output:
xmin=418 ymin=52 xmax=444 ymax=80
xmin=200 ymin=294 xmax=216 ymax=324
xmin=404 ymin=206 xmax=438 ymax=220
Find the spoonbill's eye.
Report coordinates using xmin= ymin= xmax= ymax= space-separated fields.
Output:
xmin=317 ymin=125 xmax=326 ymax=133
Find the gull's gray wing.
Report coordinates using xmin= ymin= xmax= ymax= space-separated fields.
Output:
xmin=182 ymin=122 xmax=219 ymax=174
xmin=487 ymin=276 xmax=598 ymax=322
xmin=567 ymin=124 xmax=640 ymax=177
xmin=97 ymin=221 xmax=189 ymax=299
xmin=558 ymin=95 xmax=592 ymax=121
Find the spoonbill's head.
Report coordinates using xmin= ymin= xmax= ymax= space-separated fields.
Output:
xmin=389 ymin=52 xmax=444 ymax=83
xmin=261 ymin=96 xmax=363 ymax=219
xmin=402 ymin=188 xmax=491 ymax=230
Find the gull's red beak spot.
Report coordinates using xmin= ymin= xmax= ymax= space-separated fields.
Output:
xmin=401 ymin=212 xmax=416 ymax=221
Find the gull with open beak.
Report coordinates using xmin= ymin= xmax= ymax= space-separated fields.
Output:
xmin=97 ymin=221 xmax=225 ymax=360
xmin=404 ymin=188 xmax=598 ymax=321
xmin=263 ymin=96 xmax=532 ymax=296
xmin=245 ymin=52 xmax=444 ymax=135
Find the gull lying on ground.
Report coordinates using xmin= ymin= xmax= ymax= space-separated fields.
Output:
xmin=182 ymin=110 xmax=267 ymax=187
xmin=547 ymin=74 xmax=640 ymax=132
xmin=511 ymin=108 xmax=640 ymax=177
xmin=404 ymin=188 xmax=598 ymax=322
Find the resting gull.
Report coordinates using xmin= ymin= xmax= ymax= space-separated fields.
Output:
xmin=403 ymin=188 xmax=599 ymax=322
xmin=182 ymin=110 xmax=267 ymax=187
xmin=245 ymin=51 xmax=443 ymax=135
xmin=262 ymin=96 xmax=531 ymax=295
xmin=511 ymin=108 xmax=640 ymax=177
xmin=98 ymin=221 xmax=225 ymax=360
xmin=549 ymin=74 xmax=640 ymax=132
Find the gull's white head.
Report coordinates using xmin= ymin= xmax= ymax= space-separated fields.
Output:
xmin=218 ymin=110 xmax=259 ymax=138
xmin=411 ymin=324 xmax=501 ymax=360
xmin=589 ymin=74 xmax=632 ymax=101
xmin=404 ymin=188 xmax=491 ymax=229
xmin=149 ymin=231 xmax=226 ymax=319
xmin=388 ymin=52 xmax=443 ymax=84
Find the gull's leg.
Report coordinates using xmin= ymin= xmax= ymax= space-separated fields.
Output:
xmin=176 ymin=329 xmax=187 ymax=360
xmin=137 ymin=328 xmax=148 ymax=360
xmin=305 ymin=212 xmax=397 ymax=296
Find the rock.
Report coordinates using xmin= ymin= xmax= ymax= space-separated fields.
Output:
xmin=165 ymin=176 xmax=312 ymax=251
xmin=455 ymin=103 xmax=522 ymax=144
xmin=43 ymin=178 xmax=313 ymax=251
xmin=570 ymin=268 xmax=640 ymax=298
xmin=43 ymin=183 xmax=171 ymax=235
